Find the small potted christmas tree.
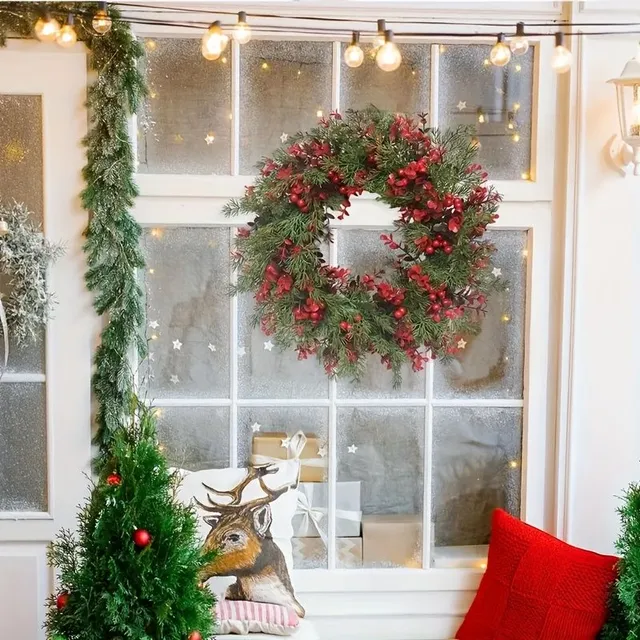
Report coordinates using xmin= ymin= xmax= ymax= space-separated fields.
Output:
xmin=46 ymin=398 xmax=215 ymax=640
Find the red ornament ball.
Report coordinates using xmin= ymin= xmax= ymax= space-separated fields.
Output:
xmin=56 ymin=592 xmax=69 ymax=610
xmin=133 ymin=528 xmax=152 ymax=548
xmin=106 ymin=473 xmax=121 ymax=486
xmin=188 ymin=632 xmax=203 ymax=640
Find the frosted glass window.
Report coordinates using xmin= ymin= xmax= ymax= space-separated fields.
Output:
xmin=0 ymin=383 xmax=47 ymax=512
xmin=438 ymin=44 xmax=534 ymax=180
xmin=137 ymin=38 xmax=232 ymax=174
xmin=140 ymin=227 xmax=231 ymax=399
xmin=239 ymin=41 xmax=332 ymax=173
xmin=341 ymin=43 xmax=430 ymax=115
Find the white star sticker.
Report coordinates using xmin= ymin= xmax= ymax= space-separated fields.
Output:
xmin=457 ymin=338 xmax=467 ymax=350
xmin=208 ymin=343 xmax=217 ymax=352
xmin=250 ymin=422 xmax=261 ymax=433
xmin=205 ymin=132 xmax=215 ymax=145
xmin=238 ymin=346 xmax=246 ymax=357
xmin=348 ymin=444 xmax=358 ymax=454
xmin=281 ymin=437 xmax=292 ymax=448
xmin=318 ymin=445 xmax=328 ymax=458
xmin=457 ymin=100 xmax=467 ymax=111
xmin=172 ymin=339 xmax=182 ymax=350
xmin=492 ymin=267 xmax=502 ymax=278
xmin=148 ymin=320 xmax=159 ymax=329
xmin=170 ymin=374 xmax=179 ymax=384
xmin=264 ymin=340 xmax=274 ymax=351
xmin=280 ymin=132 xmax=289 ymax=143
xmin=148 ymin=352 xmax=155 ymax=361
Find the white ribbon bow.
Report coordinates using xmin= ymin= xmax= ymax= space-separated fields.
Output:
xmin=251 ymin=430 xmax=328 ymax=471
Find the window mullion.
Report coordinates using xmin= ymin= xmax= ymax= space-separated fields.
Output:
xmin=331 ymin=41 xmax=341 ymax=113
xmin=423 ymin=359 xmax=435 ymax=569
xmin=230 ymin=231 xmax=239 ymax=466
xmin=231 ymin=39 xmax=241 ymax=176
xmin=429 ymin=43 xmax=440 ymax=128
xmin=327 ymin=230 xmax=338 ymax=570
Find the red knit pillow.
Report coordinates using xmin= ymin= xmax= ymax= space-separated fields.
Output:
xmin=457 ymin=509 xmax=618 ymax=640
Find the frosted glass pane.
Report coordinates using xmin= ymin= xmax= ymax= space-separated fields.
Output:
xmin=434 ymin=230 xmax=527 ymax=399
xmin=138 ymin=38 xmax=231 ymax=174
xmin=432 ymin=407 xmax=522 ymax=561
xmin=238 ymin=294 xmax=328 ymax=399
xmin=336 ymin=229 xmax=425 ymax=399
xmin=0 ymin=383 xmax=47 ymax=511
xmin=338 ymin=407 xmax=423 ymax=568
xmin=341 ymin=43 xmax=430 ymax=115
xmin=156 ymin=406 xmax=229 ymax=471
xmin=3 ymin=329 xmax=45 ymax=375
xmin=141 ymin=227 xmax=230 ymax=398
xmin=240 ymin=41 xmax=332 ymax=173
xmin=439 ymin=44 xmax=534 ymax=180
xmin=0 ymin=95 xmax=43 ymax=218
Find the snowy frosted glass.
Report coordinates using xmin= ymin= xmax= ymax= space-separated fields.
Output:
xmin=140 ymin=227 xmax=231 ymax=398
xmin=156 ymin=406 xmax=230 ymax=471
xmin=432 ymin=407 xmax=522 ymax=552
xmin=434 ymin=230 xmax=527 ymax=399
xmin=0 ymin=383 xmax=47 ymax=511
xmin=336 ymin=229 xmax=426 ymax=398
xmin=240 ymin=41 xmax=332 ymax=173
xmin=438 ymin=44 xmax=534 ymax=180
xmin=341 ymin=43 xmax=430 ymax=116
xmin=137 ymin=38 xmax=231 ymax=174
xmin=238 ymin=294 xmax=329 ymax=399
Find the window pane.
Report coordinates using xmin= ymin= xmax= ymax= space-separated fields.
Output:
xmin=438 ymin=44 xmax=534 ymax=180
xmin=0 ymin=383 xmax=47 ymax=512
xmin=434 ymin=230 xmax=527 ymax=399
xmin=431 ymin=407 xmax=522 ymax=567
xmin=336 ymin=229 xmax=426 ymax=399
xmin=138 ymin=38 xmax=232 ymax=174
xmin=141 ymin=227 xmax=231 ymax=399
xmin=238 ymin=294 xmax=329 ymax=399
xmin=156 ymin=406 xmax=230 ymax=471
xmin=341 ymin=43 xmax=430 ymax=115
xmin=338 ymin=407 xmax=424 ymax=569
xmin=240 ymin=41 xmax=332 ymax=173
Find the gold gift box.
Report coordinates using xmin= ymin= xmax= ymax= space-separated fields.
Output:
xmin=293 ymin=537 xmax=363 ymax=569
xmin=362 ymin=514 xmax=422 ymax=568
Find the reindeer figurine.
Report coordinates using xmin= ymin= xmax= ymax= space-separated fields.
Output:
xmin=195 ymin=464 xmax=305 ymax=618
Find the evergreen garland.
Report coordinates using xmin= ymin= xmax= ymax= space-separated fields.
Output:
xmin=225 ymin=109 xmax=501 ymax=382
xmin=0 ymin=2 xmax=146 ymax=452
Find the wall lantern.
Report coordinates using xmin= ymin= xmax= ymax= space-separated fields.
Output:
xmin=608 ymin=45 xmax=640 ymax=176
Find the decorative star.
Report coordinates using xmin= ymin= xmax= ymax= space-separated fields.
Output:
xmin=149 ymin=320 xmax=159 ymax=329
xmin=347 ymin=444 xmax=358 ymax=454
xmin=456 ymin=100 xmax=467 ymax=111
xmin=280 ymin=132 xmax=289 ymax=143
xmin=281 ymin=437 xmax=292 ymax=448
xmin=492 ymin=267 xmax=502 ymax=278
xmin=264 ymin=340 xmax=274 ymax=351
xmin=208 ymin=343 xmax=217 ymax=352
xmin=457 ymin=338 xmax=467 ymax=350
xmin=205 ymin=132 xmax=215 ymax=145
xmin=238 ymin=346 xmax=246 ymax=357
xmin=250 ymin=422 xmax=261 ymax=433
xmin=172 ymin=339 xmax=182 ymax=350
xmin=318 ymin=445 xmax=328 ymax=458
xmin=170 ymin=374 xmax=179 ymax=384
xmin=148 ymin=352 xmax=155 ymax=362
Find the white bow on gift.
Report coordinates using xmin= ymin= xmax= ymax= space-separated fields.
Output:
xmin=251 ymin=430 xmax=327 ymax=479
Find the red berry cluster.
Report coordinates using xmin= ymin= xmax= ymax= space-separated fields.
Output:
xmin=293 ymin=298 xmax=326 ymax=324
xmin=414 ymin=233 xmax=454 ymax=255
xmin=257 ymin=263 xmax=294 ymax=302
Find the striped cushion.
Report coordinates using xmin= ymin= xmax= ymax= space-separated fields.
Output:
xmin=216 ymin=600 xmax=300 ymax=636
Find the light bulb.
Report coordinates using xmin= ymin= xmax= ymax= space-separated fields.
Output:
xmin=233 ymin=11 xmax=251 ymax=44
xmin=34 ymin=12 xmax=60 ymax=42
xmin=551 ymin=32 xmax=572 ymax=74
xmin=477 ymin=108 xmax=486 ymax=124
xmin=202 ymin=21 xmax=228 ymax=60
xmin=56 ymin=14 xmax=77 ymax=48
xmin=92 ymin=2 xmax=112 ymax=35
xmin=510 ymin=22 xmax=529 ymax=57
xmin=373 ymin=19 xmax=386 ymax=49
xmin=376 ymin=30 xmax=402 ymax=72
xmin=344 ymin=31 xmax=364 ymax=68
xmin=490 ymin=33 xmax=511 ymax=67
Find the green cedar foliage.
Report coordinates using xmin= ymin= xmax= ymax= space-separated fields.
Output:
xmin=46 ymin=400 xmax=216 ymax=640
xmin=600 ymin=483 xmax=640 ymax=640
xmin=0 ymin=2 xmax=147 ymax=452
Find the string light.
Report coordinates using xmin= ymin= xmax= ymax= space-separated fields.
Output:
xmin=483 ymin=58 xmax=490 ymax=67
xmin=34 ymin=11 xmax=60 ymax=42
xmin=490 ymin=33 xmax=511 ymax=67
xmin=508 ymin=460 xmax=519 ymax=469
xmin=512 ymin=132 xmax=521 ymax=142
xmin=507 ymin=113 xmax=516 ymax=130
xmin=202 ymin=20 xmax=229 ymax=61
xmin=92 ymin=2 xmax=112 ymax=35
xmin=261 ymin=61 xmax=269 ymax=70
xmin=521 ymin=171 xmax=530 ymax=180
xmin=515 ymin=63 xmax=522 ymax=72
xmin=477 ymin=108 xmax=486 ymax=124
xmin=344 ymin=31 xmax=364 ymax=68
xmin=501 ymin=314 xmax=511 ymax=323
xmin=552 ymin=32 xmax=573 ymax=74
xmin=510 ymin=22 xmax=529 ymax=56
xmin=145 ymin=39 xmax=157 ymax=52
xmin=373 ymin=19 xmax=386 ymax=50
xmin=56 ymin=14 xmax=77 ymax=48
xmin=376 ymin=30 xmax=402 ymax=72
xmin=471 ymin=136 xmax=481 ymax=150
xmin=513 ymin=102 xmax=521 ymax=112
xmin=316 ymin=109 xmax=324 ymax=118
xmin=233 ymin=11 xmax=252 ymax=44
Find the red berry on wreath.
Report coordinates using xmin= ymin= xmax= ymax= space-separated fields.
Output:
xmin=133 ymin=528 xmax=152 ymax=549
xmin=339 ymin=321 xmax=351 ymax=331
xmin=106 ymin=473 xmax=121 ymax=486
xmin=56 ymin=592 xmax=69 ymax=610
xmin=393 ymin=307 xmax=407 ymax=319
xmin=188 ymin=632 xmax=203 ymax=640
xmin=354 ymin=314 xmax=362 ymax=322
xmin=310 ymin=312 xmax=320 ymax=321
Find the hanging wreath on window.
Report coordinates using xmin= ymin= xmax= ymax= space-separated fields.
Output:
xmin=0 ymin=201 xmax=63 ymax=372
xmin=224 ymin=109 xmax=502 ymax=381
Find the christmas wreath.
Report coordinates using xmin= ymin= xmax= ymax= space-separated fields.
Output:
xmin=224 ymin=109 xmax=501 ymax=381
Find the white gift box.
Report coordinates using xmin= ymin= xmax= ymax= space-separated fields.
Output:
xmin=292 ymin=481 xmax=362 ymax=540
